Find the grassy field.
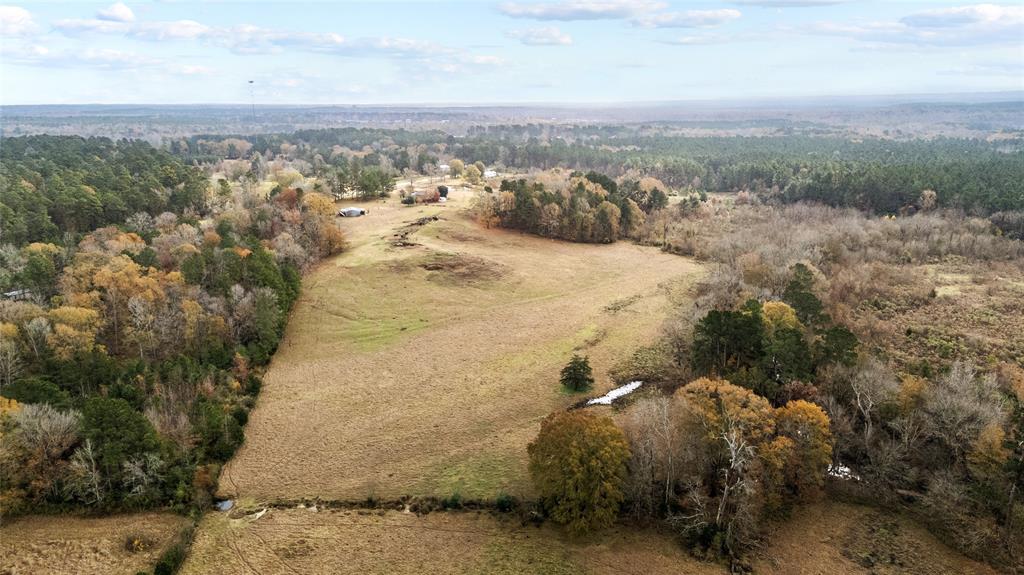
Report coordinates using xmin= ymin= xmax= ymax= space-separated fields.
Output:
xmin=180 ymin=499 xmax=1000 ymax=575
xmin=167 ymin=179 xmax=1013 ymax=574
xmin=0 ymin=512 xmax=188 ymax=575
xmin=218 ymin=181 xmax=704 ymax=502
xmin=181 ymin=505 xmax=723 ymax=575
xmin=750 ymin=501 xmax=1002 ymax=575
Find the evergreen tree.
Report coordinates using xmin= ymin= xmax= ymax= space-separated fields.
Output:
xmin=560 ymin=354 xmax=594 ymax=392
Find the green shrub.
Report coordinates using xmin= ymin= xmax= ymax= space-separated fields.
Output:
xmin=560 ymin=354 xmax=594 ymax=392
xmin=3 ymin=377 xmax=71 ymax=409
xmin=495 ymin=492 xmax=517 ymax=512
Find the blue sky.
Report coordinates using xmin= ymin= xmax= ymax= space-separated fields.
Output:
xmin=0 ymin=1 xmax=1021 ymax=105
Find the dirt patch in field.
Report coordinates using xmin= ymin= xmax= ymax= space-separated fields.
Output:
xmin=419 ymin=253 xmax=508 ymax=285
xmin=0 ymin=512 xmax=188 ymax=575
xmin=751 ymin=501 xmax=1001 ymax=575
xmin=219 ymin=184 xmax=705 ymax=502
xmin=181 ymin=507 xmax=724 ymax=575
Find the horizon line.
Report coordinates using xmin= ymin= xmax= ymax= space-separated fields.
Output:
xmin=3 ymin=90 xmax=1023 ymax=110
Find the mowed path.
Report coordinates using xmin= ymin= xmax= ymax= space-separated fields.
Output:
xmin=220 ymin=181 xmax=704 ymax=501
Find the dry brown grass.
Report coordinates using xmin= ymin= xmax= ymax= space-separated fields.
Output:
xmin=839 ymin=260 xmax=1024 ymax=368
xmin=181 ymin=506 xmax=724 ymax=575
xmin=181 ymin=500 xmax=1001 ymax=575
xmin=0 ymin=512 xmax=188 ymax=575
xmin=751 ymin=500 xmax=1002 ymax=575
xmin=219 ymin=184 xmax=705 ymax=502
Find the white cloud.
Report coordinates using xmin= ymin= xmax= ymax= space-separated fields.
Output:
xmin=499 ymin=0 xmax=665 ymax=21
xmin=46 ymin=12 xmax=498 ymax=81
xmin=632 ymin=9 xmax=741 ymax=28
xmin=506 ymin=26 xmax=573 ymax=45
xmin=175 ymin=64 xmax=214 ymax=76
xmin=215 ymin=28 xmax=449 ymax=58
xmin=53 ymin=15 xmax=456 ymax=60
xmin=53 ymin=18 xmax=131 ymax=34
xmin=731 ymin=0 xmax=848 ymax=6
xmin=663 ymin=32 xmax=767 ymax=45
xmin=806 ymin=3 xmax=1024 ymax=47
xmin=0 ymin=5 xmax=37 ymax=36
xmin=55 ymin=17 xmax=210 ymax=40
xmin=97 ymin=2 xmax=135 ymax=23
xmin=900 ymin=3 xmax=1022 ymax=28
xmin=939 ymin=60 xmax=1024 ymax=77
xmin=1 ymin=40 xmax=214 ymax=76
xmin=131 ymin=20 xmax=209 ymax=40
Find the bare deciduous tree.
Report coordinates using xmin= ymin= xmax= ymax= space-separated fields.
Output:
xmin=67 ymin=439 xmax=104 ymax=505
xmin=14 ymin=404 xmax=80 ymax=460
xmin=0 ymin=339 xmax=23 ymax=391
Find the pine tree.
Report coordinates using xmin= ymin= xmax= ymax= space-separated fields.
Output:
xmin=560 ymin=354 xmax=594 ymax=392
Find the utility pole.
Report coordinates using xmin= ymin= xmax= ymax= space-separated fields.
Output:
xmin=248 ymin=80 xmax=256 ymax=123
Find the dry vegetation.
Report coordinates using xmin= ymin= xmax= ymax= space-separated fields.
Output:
xmin=179 ymin=499 xmax=1002 ymax=575
xmin=0 ymin=512 xmax=188 ymax=575
xmin=750 ymin=501 xmax=1002 ymax=575
xmin=218 ymin=182 xmax=704 ymax=501
xmin=647 ymin=200 xmax=1024 ymax=371
xmin=181 ymin=506 xmax=724 ymax=575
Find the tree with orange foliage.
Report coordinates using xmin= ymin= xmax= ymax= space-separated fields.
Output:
xmin=668 ymin=378 xmax=834 ymax=559
xmin=528 ymin=410 xmax=630 ymax=535
xmin=775 ymin=399 xmax=833 ymax=497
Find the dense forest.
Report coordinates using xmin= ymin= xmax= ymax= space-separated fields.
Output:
xmin=0 ymin=136 xmax=208 ymax=246
xmin=0 ymin=136 xmax=343 ymax=539
xmin=170 ymin=127 xmax=1024 ymax=215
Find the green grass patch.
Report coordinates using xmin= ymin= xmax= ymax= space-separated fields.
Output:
xmin=418 ymin=452 xmax=522 ymax=500
xmin=466 ymin=538 xmax=580 ymax=575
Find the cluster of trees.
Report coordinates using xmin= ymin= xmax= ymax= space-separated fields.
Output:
xmin=653 ymin=201 xmax=1024 ymax=567
xmin=528 ymin=377 xmax=834 ymax=562
xmin=689 ymin=270 xmax=859 ymax=405
xmin=0 ymin=136 xmax=207 ymax=246
xmin=474 ymin=172 xmax=664 ymax=243
xmin=0 ymin=136 xmax=345 ymax=516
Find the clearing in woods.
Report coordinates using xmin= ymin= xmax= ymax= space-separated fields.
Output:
xmin=219 ymin=181 xmax=704 ymax=501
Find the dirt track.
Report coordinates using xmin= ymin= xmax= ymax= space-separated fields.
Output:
xmin=219 ymin=181 xmax=704 ymax=501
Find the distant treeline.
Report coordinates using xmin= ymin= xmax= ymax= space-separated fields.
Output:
xmin=172 ymin=127 xmax=1024 ymax=214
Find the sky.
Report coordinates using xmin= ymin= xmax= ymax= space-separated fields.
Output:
xmin=0 ymin=0 xmax=1022 ymax=105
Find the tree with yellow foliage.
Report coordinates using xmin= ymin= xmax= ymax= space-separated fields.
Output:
xmin=669 ymin=378 xmax=834 ymax=558
xmin=449 ymin=159 xmax=465 ymax=178
xmin=46 ymin=306 xmax=102 ymax=360
xmin=302 ymin=192 xmax=336 ymax=218
xmin=761 ymin=301 xmax=802 ymax=336
xmin=775 ymin=399 xmax=833 ymax=497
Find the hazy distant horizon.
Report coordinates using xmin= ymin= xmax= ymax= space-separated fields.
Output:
xmin=2 ymin=89 xmax=1022 ymax=110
